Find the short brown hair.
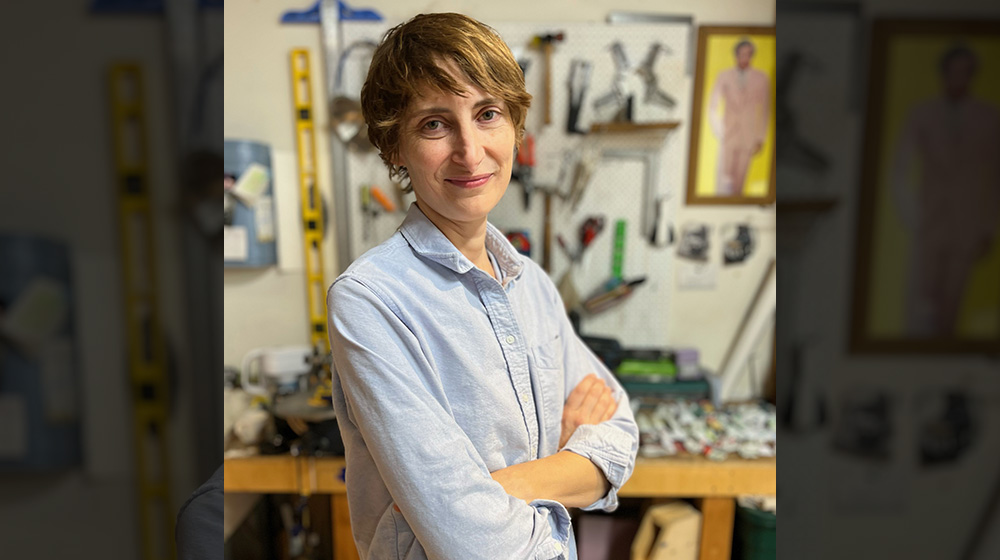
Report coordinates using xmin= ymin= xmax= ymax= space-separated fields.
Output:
xmin=361 ymin=13 xmax=532 ymax=190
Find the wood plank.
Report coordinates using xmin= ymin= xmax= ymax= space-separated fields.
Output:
xmin=620 ymin=456 xmax=776 ymax=497
xmin=302 ymin=457 xmax=348 ymax=494
xmin=696 ymin=497 xmax=735 ymax=560
xmin=225 ymin=455 xmax=776 ymax=498
xmin=332 ymin=494 xmax=359 ymax=560
xmin=589 ymin=121 xmax=681 ymax=133
xmin=224 ymin=455 xmax=299 ymax=493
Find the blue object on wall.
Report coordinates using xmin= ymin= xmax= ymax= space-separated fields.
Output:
xmin=224 ymin=140 xmax=278 ymax=269
xmin=0 ymin=235 xmax=81 ymax=471
xmin=281 ymin=0 xmax=382 ymax=24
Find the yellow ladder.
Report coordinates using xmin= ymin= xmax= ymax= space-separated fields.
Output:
xmin=108 ymin=63 xmax=175 ymax=560
xmin=290 ymin=49 xmax=330 ymax=353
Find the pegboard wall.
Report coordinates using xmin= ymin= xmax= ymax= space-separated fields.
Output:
xmin=333 ymin=19 xmax=692 ymax=347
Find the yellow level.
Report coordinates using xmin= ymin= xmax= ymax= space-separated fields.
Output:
xmin=108 ymin=63 xmax=175 ymax=560
xmin=290 ymin=49 xmax=329 ymax=354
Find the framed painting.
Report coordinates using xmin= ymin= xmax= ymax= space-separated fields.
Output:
xmin=851 ymin=19 xmax=1000 ymax=353
xmin=686 ymin=25 xmax=776 ymax=205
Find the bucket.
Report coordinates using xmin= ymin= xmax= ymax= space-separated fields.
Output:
xmin=733 ymin=504 xmax=776 ymax=560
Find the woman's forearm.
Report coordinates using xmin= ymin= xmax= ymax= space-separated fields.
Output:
xmin=490 ymin=450 xmax=611 ymax=508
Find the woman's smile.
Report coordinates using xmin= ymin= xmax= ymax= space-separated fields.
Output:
xmin=445 ymin=173 xmax=494 ymax=189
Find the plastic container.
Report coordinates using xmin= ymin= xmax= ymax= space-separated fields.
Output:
xmin=0 ymin=234 xmax=81 ymax=470
xmin=733 ymin=504 xmax=776 ymax=560
xmin=224 ymin=139 xmax=278 ymax=268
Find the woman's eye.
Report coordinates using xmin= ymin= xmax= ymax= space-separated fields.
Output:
xmin=423 ymin=120 xmax=442 ymax=130
xmin=481 ymin=110 xmax=498 ymax=121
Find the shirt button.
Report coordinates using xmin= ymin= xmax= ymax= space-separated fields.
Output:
xmin=505 ymin=335 xmax=515 ymax=344
xmin=520 ymin=394 xmax=530 ymax=404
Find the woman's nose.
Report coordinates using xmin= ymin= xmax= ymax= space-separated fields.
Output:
xmin=451 ymin=125 xmax=484 ymax=170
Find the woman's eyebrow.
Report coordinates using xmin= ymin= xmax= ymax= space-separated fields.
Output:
xmin=409 ymin=98 xmax=502 ymax=119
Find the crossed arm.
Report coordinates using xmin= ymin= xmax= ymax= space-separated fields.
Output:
xmin=491 ymin=374 xmax=617 ymax=508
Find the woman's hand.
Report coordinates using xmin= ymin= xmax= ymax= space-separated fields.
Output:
xmin=559 ymin=373 xmax=616 ymax=449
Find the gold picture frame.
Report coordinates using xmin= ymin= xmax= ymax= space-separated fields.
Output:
xmin=851 ymin=19 xmax=1000 ymax=353
xmin=686 ymin=26 xmax=776 ymax=205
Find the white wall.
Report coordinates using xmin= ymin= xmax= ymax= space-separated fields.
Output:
xmin=224 ymin=0 xmax=338 ymax=365
xmin=223 ymin=0 xmax=777 ymax=401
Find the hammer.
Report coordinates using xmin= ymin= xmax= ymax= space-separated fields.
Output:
xmin=531 ymin=32 xmax=565 ymax=125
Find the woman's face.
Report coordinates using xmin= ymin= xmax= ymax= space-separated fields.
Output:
xmin=393 ymin=60 xmax=515 ymax=230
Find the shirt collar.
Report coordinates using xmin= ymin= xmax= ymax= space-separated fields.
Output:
xmin=399 ymin=203 xmax=525 ymax=282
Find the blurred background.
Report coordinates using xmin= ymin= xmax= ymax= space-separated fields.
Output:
xmin=775 ymin=1 xmax=1000 ymax=559
xmin=0 ymin=1 xmax=222 ymax=558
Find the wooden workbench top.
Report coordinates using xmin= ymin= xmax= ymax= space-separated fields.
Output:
xmin=223 ymin=454 xmax=775 ymax=498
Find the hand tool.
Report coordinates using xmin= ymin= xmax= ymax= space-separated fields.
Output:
xmin=369 ymin=185 xmax=396 ymax=213
xmin=556 ymin=234 xmax=575 ymax=262
xmin=530 ymin=32 xmax=565 ymax=125
xmin=555 ymin=231 xmax=580 ymax=311
xmin=611 ymin=219 xmax=626 ymax=286
xmin=567 ymin=150 xmax=598 ymax=211
xmin=514 ymin=134 xmax=536 ymax=210
xmin=510 ymin=46 xmax=532 ymax=78
xmin=360 ymin=185 xmax=373 ymax=241
xmin=557 ymin=267 xmax=581 ymax=312
xmin=637 ymin=42 xmax=677 ymax=108
xmin=593 ymin=42 xmax=632 ymax=121
xmin=330 ymin=39 xmax=378 ymax=151
xmin=566 ymin=59 xmax=592 ymax=134
xmin=360 ymin=184 xmax=395 ymax=242
xmin=579 ymin=216 xmax=605 ymax=251
xmin=583 ymin=277 xmax=646 ymax=314
xmin=649 ymin=196 xmax=675 ymax=247
xmin=557 ymin=216 xmax=604 ymax=264
xmin=542 ymin=192 xmax=554 ymax=273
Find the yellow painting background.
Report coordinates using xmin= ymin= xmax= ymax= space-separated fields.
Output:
xmin=694 ymin=34 xmax=777 ymax=197
xmin=867 ymin=34 xmax=1000 ymax=338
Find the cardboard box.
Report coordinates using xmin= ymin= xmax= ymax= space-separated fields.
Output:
xmin=631 ymin=500 xmax=702 ymax=560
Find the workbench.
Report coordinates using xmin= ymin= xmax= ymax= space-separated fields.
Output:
xmin=224 ymin=454 xmax=775 ymax=560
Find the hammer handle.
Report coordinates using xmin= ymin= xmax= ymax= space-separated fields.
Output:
xmin=543 ymin=42 xmax=553 ymax=125
xmin=542 ymin=191 xmax=553 ymax=272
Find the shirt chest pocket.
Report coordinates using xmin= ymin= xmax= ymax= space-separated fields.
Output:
xmin=528 ymin=334 xmax=565 ymax=443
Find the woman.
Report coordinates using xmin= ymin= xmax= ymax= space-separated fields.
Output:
xmin=327 ymin=13 xmax=638 ymax=559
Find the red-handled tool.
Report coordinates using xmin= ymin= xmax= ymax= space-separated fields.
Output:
xmin=514 ymin=134 xmax=536 ymax=210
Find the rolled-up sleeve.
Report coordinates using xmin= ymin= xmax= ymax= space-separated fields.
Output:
xmin=548 ymin=280 xmax=640 ymax=512
xmin=328 ymin=277 xmax=573 ymax=560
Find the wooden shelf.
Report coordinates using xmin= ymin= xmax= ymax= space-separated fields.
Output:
xmin=589 ymin=121 xmax=681 ymax=133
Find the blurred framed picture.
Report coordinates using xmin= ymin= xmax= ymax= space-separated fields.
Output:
xmin=852 ymin=19 xmax=1000 ymax=353
xmin=686 ymin=25 xmax=776 ymax=205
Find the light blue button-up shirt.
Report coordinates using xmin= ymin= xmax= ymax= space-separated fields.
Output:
xmin=327 ymin=204 xmax=639 ymax=559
